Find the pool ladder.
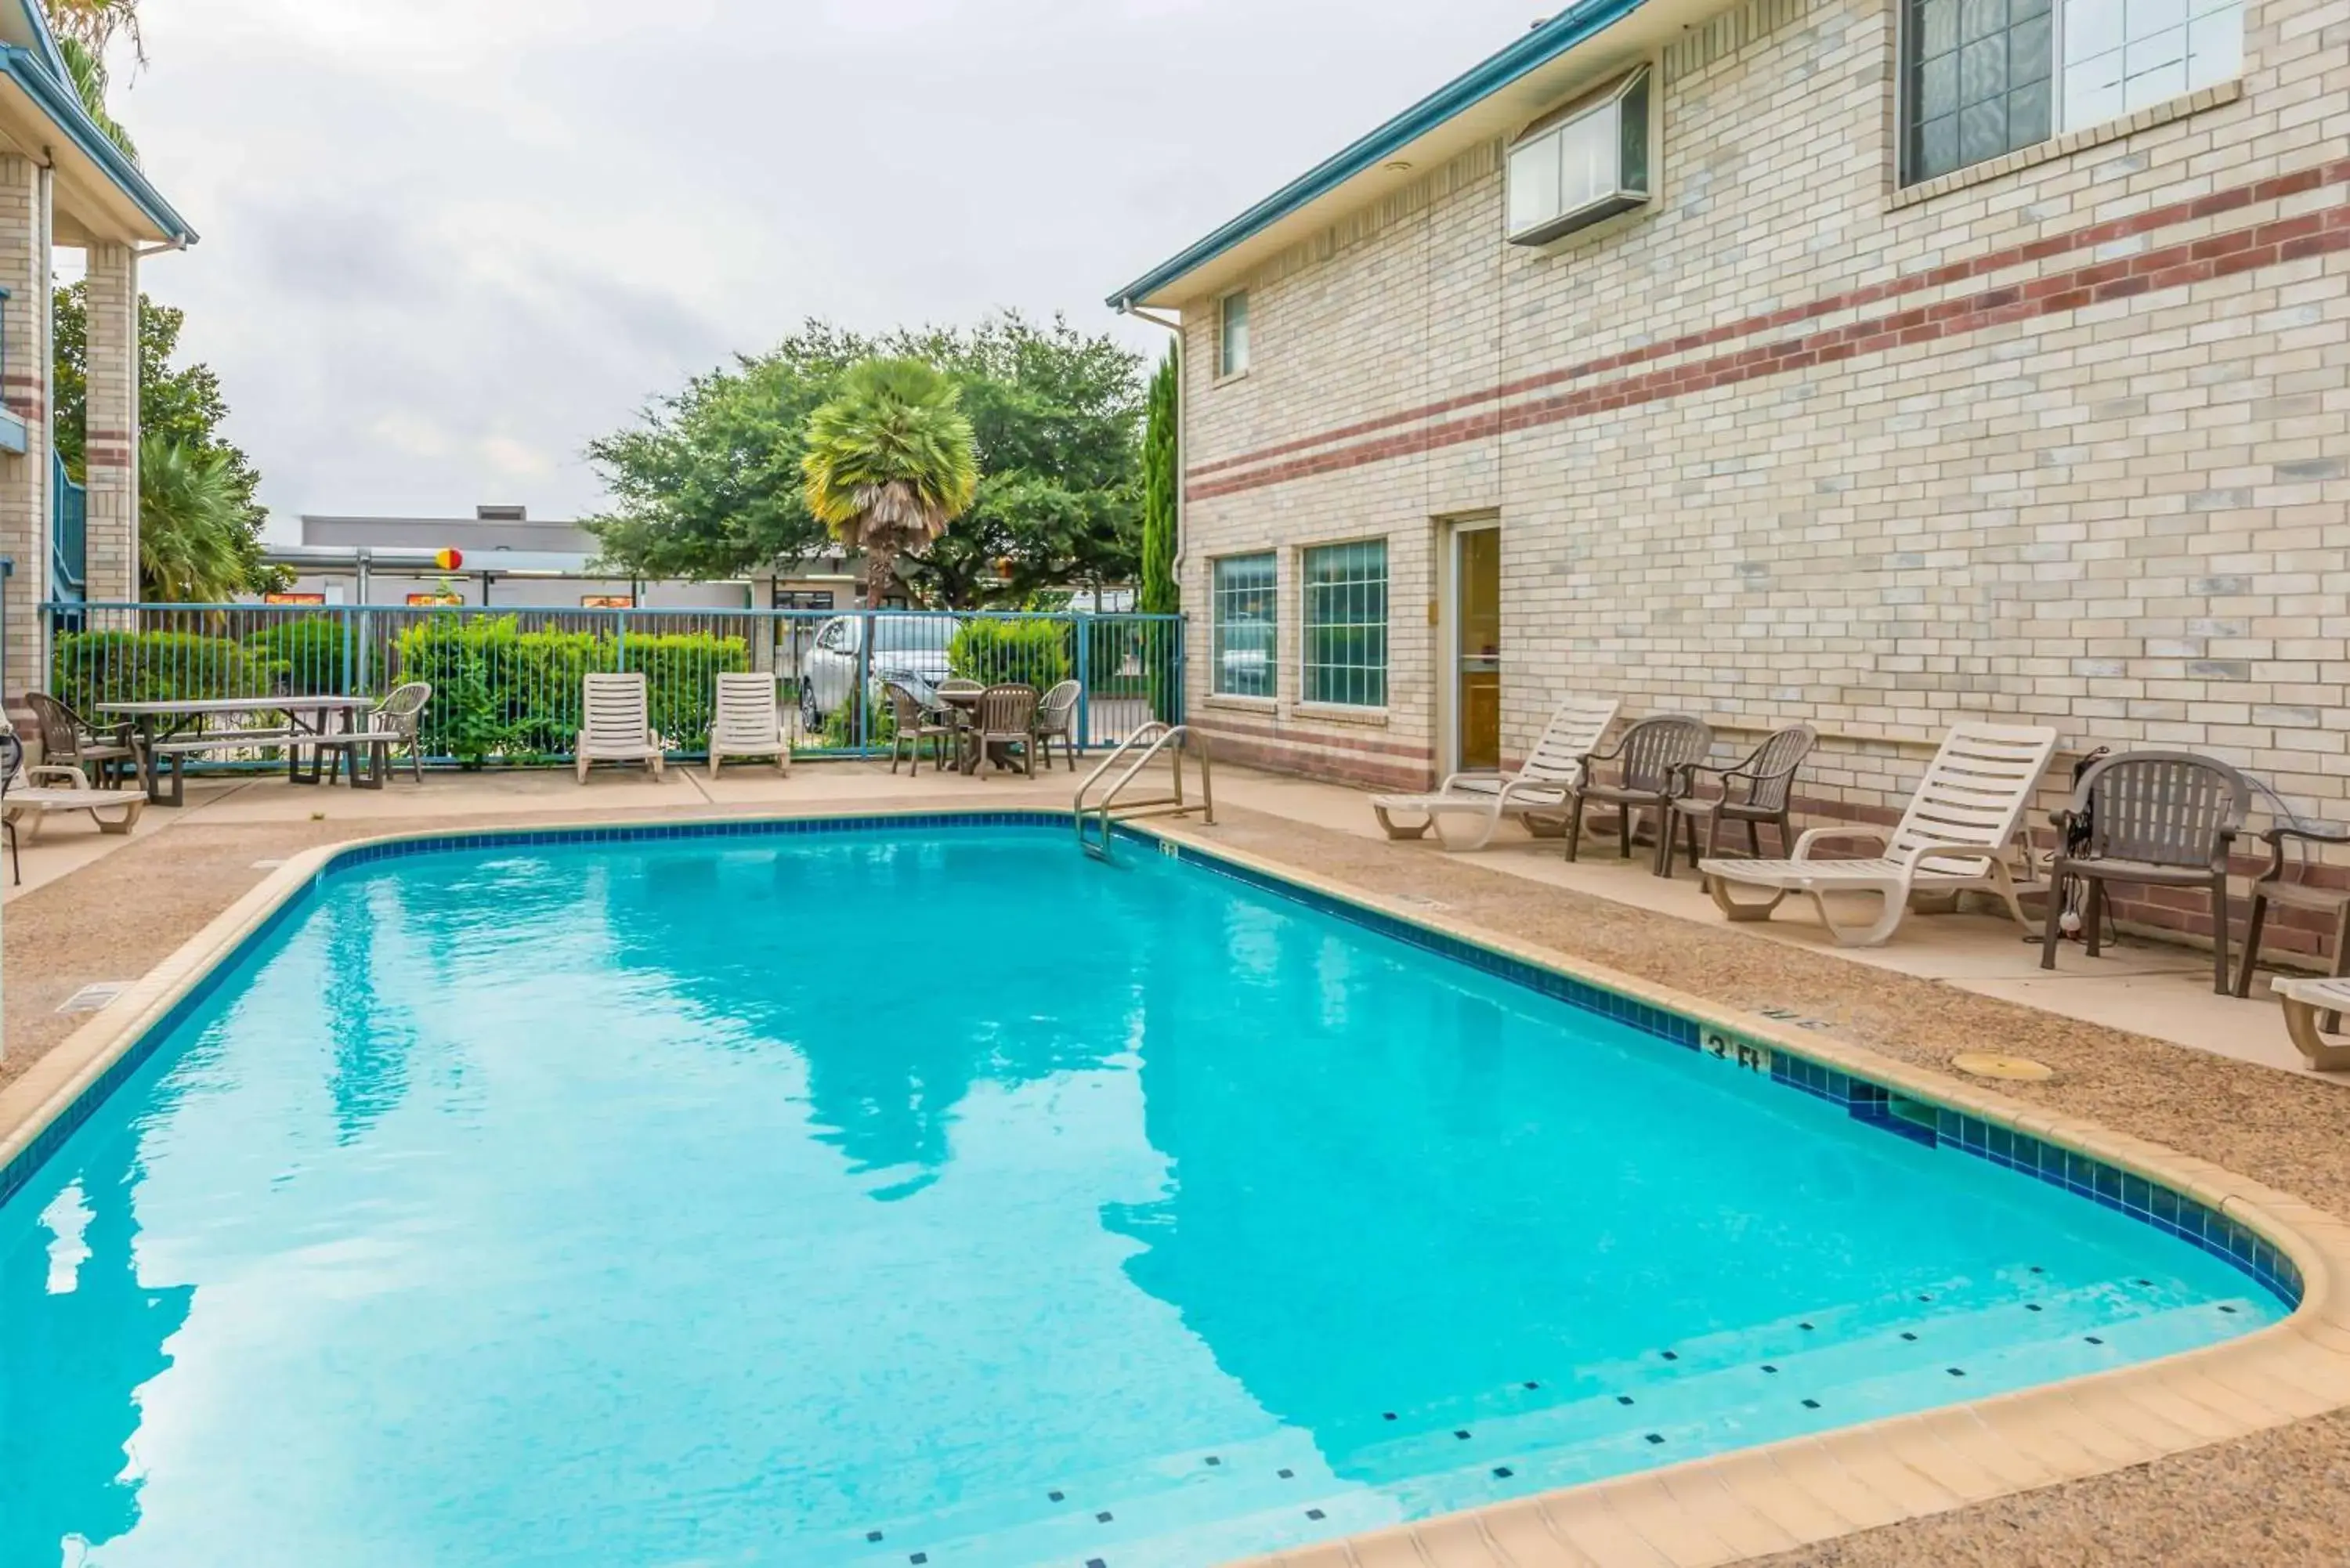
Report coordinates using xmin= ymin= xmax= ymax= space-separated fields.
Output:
xmin=1074 ymin=722 xmax=1214 ymax=860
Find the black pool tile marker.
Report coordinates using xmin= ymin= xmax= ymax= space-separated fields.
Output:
xmin=1493 ymin=1465 xmax=1514 ymax=1478
xmin=1204 ymin=1455 xmax=1221 ymax=1467
xmin=1454 ymin=1429 xmax=1472 ymax=1440
xmin=1278 ymin=1469 xmax=1295 ymax=1479
xmin=1799 ymin=1321 xmax=1815 ymax=1331
xmin=2026 ymin=1303 xmax=2043 ymax=1312
xmin=909 ymin=1556 xmax=927 ymax=1566
xmin=1644 ymin=1433 xmax=1665 ymax=1445
xmin=1947 ymin=1367 xmax=1966 ymax=1377
xmin=866 ymin=1531 xmax=883 ymax=1544
xmin=1048 ymin=1490 xmax=1065 ymax=1503
xmin=1761 ymin=1364 xmax=1779 ymax=1374
xmin=1660 ymin=1350 xmax=1679 ymax=1361
xmin=1616 ymin=1395 xmax=1635 ymax=1406
xmin=2220 ymin=1305 xmax=2238 ymax=1315
xmin=1096 ymin=1512 xmax=1114 ymax=1524
xmin=1088 ymin=1559 xmax=1107 ymax=1568
xmin=1802 ymin=1398 xmax=1820 ymax=1409
xmin=1918 ymin=1294 xmax=1932 ymax=1302
xmin=1383 ymin=1411 xmax=1397 ymax=1422
xmin=2085 ymin=1335 xmax=2105 ymax=1344
xmin=1306 ymin=1508 xmax=1326 ymax=1521
xmin=2030 ymin=1265 xmax=2044 ymax=1274
xmin=1524 ymin=1380 xmax=1541 ymax=1389
xmin=1900 ymin=1331 xmax=1918 ymax=1341
xmin=2136 ymin=1278 xmax=2152 ymax=1286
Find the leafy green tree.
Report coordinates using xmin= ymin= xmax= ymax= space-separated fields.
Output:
xmin=800 ymin=359 xmax=978 ymax=610
xmin=588 ymin=313 xmax=1144 ymax=607
xmin=55 ymin=285 xmax=278 ymax=592
xmin=1138 ymin=349 xmax=1177 ymax=614
xmin=137 ymin=433 xmax=250 ymax=602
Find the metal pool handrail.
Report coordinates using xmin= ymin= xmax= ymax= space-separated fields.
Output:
xmin=1074 ymin=721 xmax=1213 ymax=859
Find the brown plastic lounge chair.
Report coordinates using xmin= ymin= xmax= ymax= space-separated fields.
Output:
xmin=2039 ymin=750 xmax=2249 ymax=994
xmin=1701 ymin=721 xmax=2059 ymax=947
xmin=1371 ymin=695 xmax=1622 ymax=850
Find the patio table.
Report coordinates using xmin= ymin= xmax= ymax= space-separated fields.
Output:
xmin=97 ymin=695 xmax=375 ymax=804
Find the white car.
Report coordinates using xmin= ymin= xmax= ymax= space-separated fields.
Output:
xmin=797 ymin=613 xmax=960 ymax=731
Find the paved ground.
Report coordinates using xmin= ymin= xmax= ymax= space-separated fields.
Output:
xmin=5 ymin=757 xmax=2349 ymax=1563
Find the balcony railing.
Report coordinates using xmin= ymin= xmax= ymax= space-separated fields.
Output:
xmin=51 ymin=446 xmax=85 ymax=601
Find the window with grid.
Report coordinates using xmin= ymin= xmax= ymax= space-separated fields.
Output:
xmin=1302 ymin=540 xmax=1387 ymax=708
xmin=1218 ymin=291 xmax=1250 ymax=378
xmin=1211 ymin=553 xmax=1278 ymax=698
xmin=1904 ymin=0 xmax=2054 ymax=182
xmin=2060 ymin=0 xmax=2241 ymax=132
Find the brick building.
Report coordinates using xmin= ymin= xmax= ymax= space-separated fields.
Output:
xmin=0 ymin=0 xmax=194 ymax=710
xmin=1105 ymin=0 xmax=2348 ymax=873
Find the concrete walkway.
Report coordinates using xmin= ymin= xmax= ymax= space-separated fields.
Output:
xmin=2 ymin=754 xmax=2326 ymax=1080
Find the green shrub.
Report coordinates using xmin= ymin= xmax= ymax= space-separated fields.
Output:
xmin=390 ymin=616 xmax=750 ymax=767
xmin=948 ymin=618 xmax=1071 ymax=691
xmin=50 ymin=630 xmax=287 ymax=714
xmin=244 ymin=616 xmax=379 ymax=695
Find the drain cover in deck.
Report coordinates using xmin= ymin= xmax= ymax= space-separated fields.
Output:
xmin=57 ymin=982 xmax=130 ymax=1014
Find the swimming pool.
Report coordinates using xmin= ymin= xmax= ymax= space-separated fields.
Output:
xmin=0 ymin=817 xmax=2295 ymax=1568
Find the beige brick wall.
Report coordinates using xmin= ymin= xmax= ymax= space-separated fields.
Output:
xmin=81 ymin=241 xmax=139 ymax=605
xmin=1172 ymin=0 xmax=2350 ymax=893
xmin=0 ymin=154 xmax=48 ymax=707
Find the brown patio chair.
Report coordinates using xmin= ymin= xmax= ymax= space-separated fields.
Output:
xmin=884 ymin=681 xmax=956 ymax=775
xmin=1033 ymin=679 xmax=1081 ymax=771
xmin=1564 ymin=714 xmax=1715 ymax=876
xmin=1665 ymin=723 xmax=1817 ymax=879
xmin=26 ymin=692 xmax=139 ymax=789
xmin=969 ymin=684 xmax=1039 ymax=779
xmin=2235 ymin=821 xmax=2350 ymax=1024
xmin=2040 ymin=750 xmax=2250 ymax=994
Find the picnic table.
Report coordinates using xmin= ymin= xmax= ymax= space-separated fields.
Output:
xmin=97 ymin=695 xmax=376 ymax=805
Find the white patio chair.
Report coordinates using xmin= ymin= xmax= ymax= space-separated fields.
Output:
xmin=708 ymin=672 xmax=791 ymax=779
xmin=576 ymin=672 xmax=665 ymax=782
xmin=1700 ymin=721 xmax=2059 ymax=947
xmin=1370 ymin=695 xmax=1622 ymax=850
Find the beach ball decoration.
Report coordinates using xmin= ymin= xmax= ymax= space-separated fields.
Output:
xmin=435 ymin=547 xmax=465 ymax=570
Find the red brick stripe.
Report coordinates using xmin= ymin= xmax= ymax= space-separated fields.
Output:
xmin=1186 ymin=156 xmax=2350 ymax=486
xmin=1191 ymin=195 xmax=2350 ymax=500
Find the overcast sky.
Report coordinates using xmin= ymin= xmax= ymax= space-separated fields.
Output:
xmin=107 ymin=0 xmax=1546 ymax=537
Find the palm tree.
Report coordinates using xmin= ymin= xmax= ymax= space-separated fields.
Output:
xmin=139 ymin=433 xmax=251 ymax=602
xmin=800 ymin=358 xmax=978 ymax=609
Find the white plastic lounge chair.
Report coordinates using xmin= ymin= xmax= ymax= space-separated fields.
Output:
xmin=2 ymin=752 xmax=145 ymax=851
xmin=576 ymin=673 xmax=665 ymax=782
xmin=1371 ymin=695 xmax=1622 ymax=850
xmin=2276 ymin=977 xmax=2350 ymax=1072
xmin=1700 ymin=721 xmax=2059 ymax=947
xmin=708 ymin=672 xmax=791 ymax=779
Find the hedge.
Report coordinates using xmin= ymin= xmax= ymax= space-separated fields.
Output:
xmin=392 ymin=616 xmax=750 ymax=766
xmin=947 ymin=619 xmax=1072 ymax=692
xmin=51 ymin=630 xmax=288 ymax=715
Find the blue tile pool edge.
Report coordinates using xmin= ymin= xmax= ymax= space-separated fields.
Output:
xmin=0 ymin=808 xmax=2306 ymax=1314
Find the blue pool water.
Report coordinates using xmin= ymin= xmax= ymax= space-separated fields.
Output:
xmin=0 ymin=824 xmax=2283 ymax=1568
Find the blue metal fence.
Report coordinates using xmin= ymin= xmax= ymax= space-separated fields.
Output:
xmin=42 ymin=602 xmax=1184 ymax=766
xmin=50 ymin=449 xmax=85 ymax=602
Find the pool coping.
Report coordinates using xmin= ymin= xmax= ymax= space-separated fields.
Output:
xmin=6 ymin=805 xmax=2350 ymax=1568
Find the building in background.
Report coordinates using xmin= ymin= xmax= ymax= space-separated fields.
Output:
xmin=262 ymin=505 xmax=856 ymax=612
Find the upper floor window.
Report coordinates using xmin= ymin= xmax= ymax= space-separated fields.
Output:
xmin=1218 ymin=291 xmax=1250 ymax=378
xmin=1506 ymin=68 xmax=1651 ymax=245
xmin=1904 ymin=0 xmax=2242 ymax=182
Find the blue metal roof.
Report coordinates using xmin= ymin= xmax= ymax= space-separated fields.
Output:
xmin=0 ymin=32 xmax=197 ymax=244
xmin=1105 ymin=0 xmax=1646 ymax=309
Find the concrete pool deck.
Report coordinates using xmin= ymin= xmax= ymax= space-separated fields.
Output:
xmin=5 ymin=761 xmax=2350 ymax=1564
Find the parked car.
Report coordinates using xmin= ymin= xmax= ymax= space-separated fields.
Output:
xmin=798 ymin=613 xmax=961 ymax=732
